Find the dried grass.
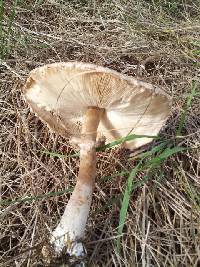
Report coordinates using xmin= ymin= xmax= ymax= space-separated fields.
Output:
xmin=0 ymin=1 xmax=199 ymax=266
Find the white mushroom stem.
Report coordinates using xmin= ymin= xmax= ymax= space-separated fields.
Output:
xmin=49 ymin=107 xmax=102 ymax=259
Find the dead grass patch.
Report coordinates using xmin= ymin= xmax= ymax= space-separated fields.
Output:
xmin=0 ymin=1 xmax=199 ymax=266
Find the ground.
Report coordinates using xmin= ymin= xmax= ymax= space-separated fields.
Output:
xmin=0 ymin=1 xmax=200 ymax=267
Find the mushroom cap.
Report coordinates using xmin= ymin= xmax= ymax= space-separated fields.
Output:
xmin=24 ymin=62 xmax=171 ymax=150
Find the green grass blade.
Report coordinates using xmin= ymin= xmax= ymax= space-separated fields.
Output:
xmin=0 ymin=0 xmax=4 ymax=58
xmin=177 ymin=81 xmax=197 ymax=136
xmin=116 ymin=142 xmax=187 ymax=253
xmin=7 ymin=0 xmax=17 ymax=35
xmin=147 ymin=146 xmax=186 ymax=167
xmin=43 ymin=134 xmax=158 ymax=158
xmin=116 ymin=161 xmax=142 ymax=252
xmin=0 ymin=0 xmax=3 ymax=36
xmin=97 ymin=134 xmax=158 ymax=151
xmin=4 ymin=0 xmax=18 ymax=57
xmin=43 ymin=150 xmax=79 ymax=158
xmin=0 ymin=187 xmax=73 ymax=207
xmin=129 ymin=141 xmax=169 ymax=160
xmin=1 ymin=171 xmax=127 ymax=207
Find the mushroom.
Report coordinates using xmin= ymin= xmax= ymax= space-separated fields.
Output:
xmin=23 ymin=62 xmax=171 ymax=263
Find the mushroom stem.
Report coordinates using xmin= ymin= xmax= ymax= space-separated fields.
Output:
xmin=48 ymin=107 xmax=102 ymax=261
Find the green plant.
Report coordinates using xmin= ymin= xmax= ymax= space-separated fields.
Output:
xmin=0 ymin=0 xmax=18 ymax=60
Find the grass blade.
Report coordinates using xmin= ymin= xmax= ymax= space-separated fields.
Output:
xmin=97 ymin=134 xmax=158 ymax=151
xmin=116 ymin=161 xmax=142 ymax=251
xmin=147 ymin=146 xmax=186 ymax=167
xmin=43 ymin=150 xmax=79 ymax=158
xmin=43 ymin=134 xmax=158 ymax=158
xmin=7 ymin=0 xmax=17 ymax=36
xmin=177 ymin=81 xmax=197 ymax=136
xmin=0 ymin=187 xmax=73 ymax=207
xmin=0 ymin=0 xmax=4 ymax=58
xmin=116 ymin=141 xmax=186 ymax=253
xmin=129 ymin=141 xmax=169 ymax=160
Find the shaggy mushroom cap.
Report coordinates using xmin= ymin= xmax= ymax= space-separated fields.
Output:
xmin=24 ymin=62 xmax=171 ymax=149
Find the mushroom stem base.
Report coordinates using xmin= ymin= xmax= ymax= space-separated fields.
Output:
xmin=50 ymin=182 xmax=93 ymax=256
xmin=42 ymin=180 xmax=94 ymax=266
